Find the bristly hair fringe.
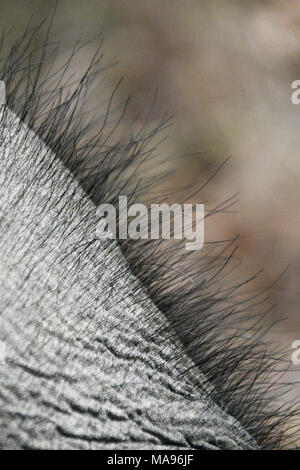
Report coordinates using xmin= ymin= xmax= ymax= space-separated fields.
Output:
xmin=0 ymin=11 xmax=299 ymax=449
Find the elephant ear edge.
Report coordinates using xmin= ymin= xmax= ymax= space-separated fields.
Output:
xmin=0 ymin=18 xmax=298 ymax=449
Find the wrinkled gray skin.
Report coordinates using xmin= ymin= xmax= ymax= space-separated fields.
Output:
xmin=0 ymin=104 xmax=258 ymax=450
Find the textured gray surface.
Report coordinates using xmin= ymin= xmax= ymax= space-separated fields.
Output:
xmin=0 ymin=106 xmax=258 ymax=449
xmin=0 ymin=82 xmax=4 ymax=106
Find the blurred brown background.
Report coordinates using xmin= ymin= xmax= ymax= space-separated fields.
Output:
xmin=1 ymin=0 xmax=300 ymax=395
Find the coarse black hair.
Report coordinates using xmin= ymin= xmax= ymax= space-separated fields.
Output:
xmin=0 ymin=10 xmax=298 ymax=449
